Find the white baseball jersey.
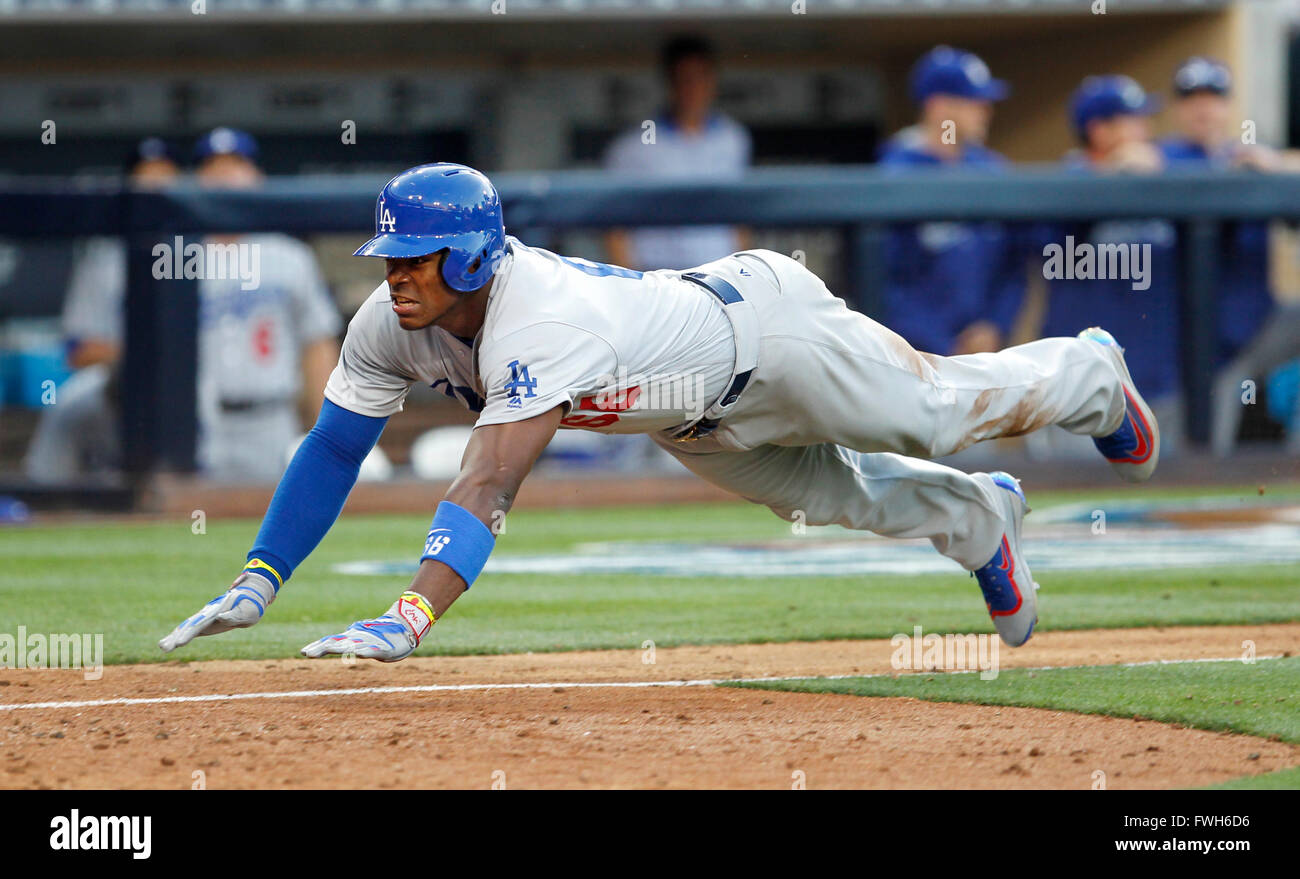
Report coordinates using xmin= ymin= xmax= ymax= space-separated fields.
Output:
xmin=62 ymin=236 xmax=129 ymax=348
xmin=325 ymin=239 xmax=736 ymax=434
xmin=61 ymin=233 xmax=339 ymax=401
xmin=54 ymin=233 xmax=340 ymax=481
xmin=196 ymin=233 xmax=340 ymax=408
xmin=194 ymin=233 xmax=341 ymax=480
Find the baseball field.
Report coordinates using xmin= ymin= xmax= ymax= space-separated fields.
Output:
xmin=3 ymin=480 xmax=1299 ymax=790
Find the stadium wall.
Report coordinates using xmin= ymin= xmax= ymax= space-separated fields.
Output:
xmin=0 ymin=5 xmax=1283 ymax=172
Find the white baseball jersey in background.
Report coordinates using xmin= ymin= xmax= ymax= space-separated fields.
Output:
xmin=62 ymin=236 xmax=128 ymax=350
xmin=64 ymin=234 xmax=338 ymax=412
xmin=24 ymin=237 xmax=132 ymax=482
xmin=327 ymin=240 xmax=1128 ymax=573
xmin=28 ymin=233 xmax=339 ymax=482
xmin=603 ymin=113 xmax=751 ymax=270
xmin=196 ymin=234 xmax=341 ymax=479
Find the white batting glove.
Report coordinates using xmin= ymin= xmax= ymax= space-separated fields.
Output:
xmin=159 ymin=571 xmax=277 ymax=653
xmin=300 ymin=592 xmax=437 ymax=663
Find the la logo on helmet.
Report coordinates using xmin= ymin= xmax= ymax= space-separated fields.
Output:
xmin=378 ymin=198 xmax=397 ymax=233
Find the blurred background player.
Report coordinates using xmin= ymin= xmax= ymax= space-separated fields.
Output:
xmin=1160 ymin=57 xmax=1278 ymax=372
xmin=1160 ymin=56 xmax=1280 ymax=172
xmin=603 ymin=35 xmax=752 ymax=270
xmin=877 ymin=46 xmax=1027 ymax=357
xmin=190 ymin=127 xmax=341 ymax=481
xmin=66 ymin=138 xmax=179 ymax=373
xmin=596 ymin=35 xmax=753 ymax=470
xmin=1033 ymin=75 xmax=1184 ymax=459
xmin=1157 ymin=56 xmax=1300 ymax=455
xmin=24 ymin=129 xmax=342 ymax=484
xmin=22 ymin=138 xmax=181 ymax=482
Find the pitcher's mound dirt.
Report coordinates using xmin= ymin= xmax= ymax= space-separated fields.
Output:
xmin=2 ymin=624 xmax=1298 ymax=789
xmin=4 ymin=687 xmax=1296 ymax=789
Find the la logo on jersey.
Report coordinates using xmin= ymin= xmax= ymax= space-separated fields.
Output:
xmin=504 ymin=360 xmax=538 ymax=409
xmin=378 ymin=198 xmax=397 ymax=233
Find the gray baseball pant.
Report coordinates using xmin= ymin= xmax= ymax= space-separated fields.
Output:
xmin=654 ymin=250 xmax=1128 ymax=571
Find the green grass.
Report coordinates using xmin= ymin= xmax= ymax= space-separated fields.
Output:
xmin=730 ymin=656 xmax=1300 ymax=743
xmin=732 ymin=656 xmax=1300 ymax=789
xmin=1205 ymin=766 xmax=1300 ymax=790
xmin=0 ymin=492 xmax=1297 ymax=664
xmin=1024 ymin=482 xmax=1300 ymax=508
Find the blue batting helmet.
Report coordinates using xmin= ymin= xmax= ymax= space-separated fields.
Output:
xmin=354 ymin=163 xmax=507 ymax=293
xmin=1070 ymin=75 xmax=1160 ymax=140
xmin=1173 ymin=56 xmax=1232 ymax=97
xmin=194 ymin=127 xmax=259 ymax=163
xmin=910 ymin=46 xmax=1008 ymax=104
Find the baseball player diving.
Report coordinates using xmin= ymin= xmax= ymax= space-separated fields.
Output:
xmin=160 ymin=162 xmax=1159 ymax=660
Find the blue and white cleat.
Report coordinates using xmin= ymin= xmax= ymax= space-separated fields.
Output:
xmin=973 ymin=471 xmax=1038 ymax=648
xmin=1078 ymin=327 xmax=1160 ymax=483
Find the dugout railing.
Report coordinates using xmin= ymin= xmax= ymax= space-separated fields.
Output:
xmin=0 ymin=166 xmax=1293 ymax=495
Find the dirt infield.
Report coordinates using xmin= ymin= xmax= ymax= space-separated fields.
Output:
xmin=3 ymin=623 xmax=1298 ymax=789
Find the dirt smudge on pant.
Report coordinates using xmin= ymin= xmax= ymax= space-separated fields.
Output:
xmin=966 ymin=383 xmax=1059 ymax=445
xmin=882 ymin=329 xmax=937 ymax=382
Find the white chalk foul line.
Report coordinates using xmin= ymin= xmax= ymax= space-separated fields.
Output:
xmin=0 ymin=678 xmax=771 ymax=712
xmin=0 ymin=654 xmax=1284 ymax=713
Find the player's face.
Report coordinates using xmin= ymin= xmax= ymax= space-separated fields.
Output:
xmin=670 ymin=56 xmax=717 ymax=119
xmin=929 ymin=96 xmax=993 ymax=145
xmin=1175 ymin=92 xmax=1230 ymax=145
xmin=1088 ymin=114 xmax=1151 ymax=154
xmin=384 ymin=252 xmax=459 ymax=330
xmin=197 ymin=154 xmax=263 ymax=190
xmin=131 ymin=158 xmax=179 ymax=189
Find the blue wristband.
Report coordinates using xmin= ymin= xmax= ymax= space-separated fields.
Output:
xmin=420 ymin=501 xmax=495 ymax=588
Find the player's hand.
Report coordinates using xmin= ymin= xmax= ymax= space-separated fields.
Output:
xmin=1232 ymin=144 xmax=1281 ymax=173
xmin=300 ymin=593 xmax=435 ymax=663
xmin=158 ymin=571 xmax=277 ymax=653
xmin=1104 ymin=141 xmax=1163 ymax=173
xmin=952 ymin=320 xmax=1002 ymax=356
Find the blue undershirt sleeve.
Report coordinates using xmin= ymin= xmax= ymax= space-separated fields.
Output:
xmin=244 ymin=398 xmax=387 ymax=588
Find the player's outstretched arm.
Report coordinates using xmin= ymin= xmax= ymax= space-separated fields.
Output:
xmin=301 ymin=404 xmax=564 ymax=662
xmin=159 ymin=399 xmax=388 ymax=653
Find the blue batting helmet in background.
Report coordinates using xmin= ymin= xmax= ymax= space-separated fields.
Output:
xmin=1070 ymin=75 xmax=1160 ymax=140
xmin=194 ymin=127 xmax=260 ymax=163
xmin=129 ymin=136 xmax=176 ymax=169
xmin=909 ymin=46 xmax=1008 ymax=103
xmin=353 ymin=163 xmax=507 ymax=293
xmin=1173 ymin=56 xmax=1232 ymax=97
